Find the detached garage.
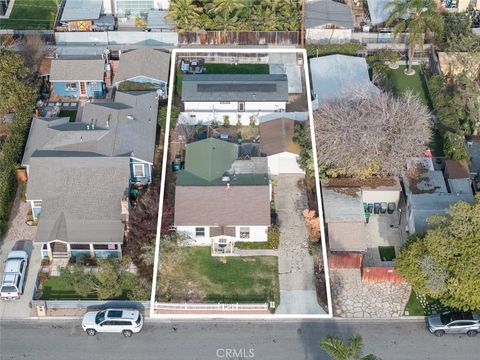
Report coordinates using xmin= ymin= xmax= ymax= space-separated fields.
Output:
xmin=259 ymin=118 xmax=304 ymax=175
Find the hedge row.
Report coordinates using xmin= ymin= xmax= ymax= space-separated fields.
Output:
xmin=235 ymin=225 xmax=280 ymax=250
xmin=304 ymin=43 xmax=365 ymax=58
xmin=0 ymin=107 xmax=35 ymax=236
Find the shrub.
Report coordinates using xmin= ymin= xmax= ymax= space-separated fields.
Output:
xmin=305 ymin=44 xmax=365 ymax=58
xmin=443 ymin=131 xmax=469 ymax=161
xmin=223 ymin=115 xmax=230 ymax=126
xmin=235 ymin=225 xmax=280 ymax=250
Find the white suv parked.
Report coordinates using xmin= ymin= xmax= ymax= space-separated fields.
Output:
xmin=82 ymin=308 xmax=144 ymax=337
xmin=1 ymin=250 xmax=28 ymax=300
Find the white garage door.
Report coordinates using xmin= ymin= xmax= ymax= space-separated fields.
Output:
xmin=278 ymin=156 xmax=304 ymax=174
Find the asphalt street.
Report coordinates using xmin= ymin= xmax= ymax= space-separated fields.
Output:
xmin=0 ymin=319 xmax=478 ymax=360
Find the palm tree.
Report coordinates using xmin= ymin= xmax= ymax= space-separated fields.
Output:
xmin=385 ymin=0 xmax=443 ymax=75
xmin=166 ymin=0 xmax=202 ymax=31
xmin=319 ymin=335 xmax=381 ymax=360
xmin=209 ymin=0 xmax=245 ymax=33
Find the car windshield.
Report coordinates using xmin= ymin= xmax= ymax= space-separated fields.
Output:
xmin=440 ymin=313 xmax=452 ymax=325
xmin=95 ymin=310 xmax=106 ymax=324
xmin=135 ymin=314 xmax=142 ymax=325
xmin=1 ymin=286 xmax=16 ymax=293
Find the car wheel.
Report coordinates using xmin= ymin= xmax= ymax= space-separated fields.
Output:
xmin=434 ymin=330 xmax=445 ymax=337
xmin=467 ymin=330 xmax=477 ymax=337
xmin=122 ymin=330 xmax=133 ymax=337
xmin=86 ymin=329 xmax=97 ymax=336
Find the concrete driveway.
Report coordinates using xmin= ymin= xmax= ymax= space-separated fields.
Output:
xmin=0 ymin=185 xmax=40 ymax=319
xmin=274 ymin=174 xmax=325 ymax=314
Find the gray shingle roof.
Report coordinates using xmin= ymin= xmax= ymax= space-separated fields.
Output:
xmin=61 ymin=0 xmax=103 ymax=21
xmin=181 ymin=74 xmax=289 ymax=102
xmin=27 ymin=154 xmax=130 ymax=244
xmin=366 ymin=0 xmax=391 ymax=25
xmin=114 ymin=48 xmax=170 ymax=84
xmin=174 ymin=185 xmax=271 ymax=227
xmin=50 ymin=59 xmax=105 ymax=81
xmin=408 ymin=192 xmax=474 ymax=235
xmin=147 ymin=10 xmax=173 ymax=30
xmin=23 ymin=91 xmax=159 ymax=166
xmin=305 ymin=0 xmax=354 ymax=29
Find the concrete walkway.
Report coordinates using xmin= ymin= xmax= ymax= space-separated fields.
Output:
xmin=0 ymin=184 xmax=40 ymax=319
xmin=274 ymin=175 xmax=325 ymax=314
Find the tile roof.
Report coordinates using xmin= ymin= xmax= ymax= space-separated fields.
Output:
xmin=50 ymin=59 xmax=105 ymax=81
xmin=259 ymin=118 xmax=301 ymax=156
xmin=328 ymin=253 xmax=363 ymax=269
xmin=174 ymin=185 xmax=271 ymax=227
xmin=114 ymin=48 xmax=171 ymax=84
xmin=181 ymin=74 xmax=288 ymax=102
xmin=362 ymin=267 xmax=406 ymax=283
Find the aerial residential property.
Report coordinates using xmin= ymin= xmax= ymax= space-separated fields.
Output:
xmin=1 ymin=0 xmax=480 ymax=358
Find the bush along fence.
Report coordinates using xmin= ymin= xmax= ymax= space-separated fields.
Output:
xmin=0 ymin=51 xmax=38 ymax=237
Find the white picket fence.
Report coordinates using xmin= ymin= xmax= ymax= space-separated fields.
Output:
xmin=154 ymin=302 xmax=269 ymax=312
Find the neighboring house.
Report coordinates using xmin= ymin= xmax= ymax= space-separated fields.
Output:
xmin=27 ymin=153 xmax=129 ymax=260
xmin=404 ymin=157 xmax=474 ymax=235
xmin=0 ymin=0 xmax=10 ymax=16
xmin=59 ymin=0 xmax=105 ymax=31
xmin=110 ymin=0 xmax=169 ymax=17
xmin=181 ymin=74 xmax=288 ymax=125
xmin=174 ymin=138 xmax=271 ymax=246
xmin=365 ymin=0 xmax=391 ymax=25
xmin=50 ymin=59 xmax=106 ymax=99
xmin=259 ymin=117 xmax=304 ymax=175
xmin=309 ymin=55 xmax=379 ymax=107
xmin=305 ymin=0 xmax=353 ymax=44
xmin=114 ymin=48 xmax=170 ymax=96
xmin=147 ymin=10 xmax=173 ymax=31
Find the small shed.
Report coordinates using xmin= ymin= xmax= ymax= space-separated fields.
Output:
xmin=259 ymin=117 xmax=303 ymax=175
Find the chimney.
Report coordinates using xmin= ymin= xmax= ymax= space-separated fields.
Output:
xmin=80 ymin=136 xmax=83 ymax=142
xmin=226 ymin=182 xmax=230 ymax=189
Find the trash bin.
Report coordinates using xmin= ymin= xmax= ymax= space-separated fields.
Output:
xmin=387 ymin=202 xmax=396 ymax=214
xmin=368 ymin=203 xmax=374 ymax=213
xmin=380 ymin=202 xmax=387 ymax=214
xmin=374 ymin=203 xmax=381 ymax=214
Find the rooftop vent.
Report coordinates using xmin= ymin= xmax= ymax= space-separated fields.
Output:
xmin=127 ymin=114 xmax=134 ymax=120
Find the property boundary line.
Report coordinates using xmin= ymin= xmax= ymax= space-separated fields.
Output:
xmin=149 ymin=48 xmax=333 ymax=319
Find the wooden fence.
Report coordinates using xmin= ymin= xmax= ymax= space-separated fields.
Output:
xmin=178 ymin=31 xmax=300 ymax=46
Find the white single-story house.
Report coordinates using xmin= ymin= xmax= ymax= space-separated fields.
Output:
xmin=180 ymin=74 xmax=288 ymax=125
xmin=259 ymin=117 xmax=304 ymax=175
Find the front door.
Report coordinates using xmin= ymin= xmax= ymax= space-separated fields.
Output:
xmin=80 ymin=82 xmax=86 ymax=96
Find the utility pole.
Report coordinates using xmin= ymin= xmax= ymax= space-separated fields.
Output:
xmin=300 ymin=0 xmax=305 ymax=48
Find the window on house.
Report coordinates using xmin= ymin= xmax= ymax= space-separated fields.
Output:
xmin=239 ymin=227 xmax=250 ymax=239
xmin=195 ymin=227 xmax=205 ymax=237
xmin=220 ymin=101 xmax=230 ymax=104
xmin=66 ymin=82 xmax=77 ymax=91
xmin=133 ymin=163 xmax=145 ymax=178
xmin=91 ymin=81 xmax=98 ymax=91
xmin=238 ymin=102 xmax=245 ymax=112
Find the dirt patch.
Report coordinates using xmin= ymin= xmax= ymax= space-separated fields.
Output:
xmin=322 ymin=177 xmax=397 ymax=188
xmin=405 ymin=167 xmax=439 ymax=194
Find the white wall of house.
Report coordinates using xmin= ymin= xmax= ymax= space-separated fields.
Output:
xmin=182 ymin=101 xmax=286 ymax=125
xmin=176 ymin=225 xmax=269 ymax=245
xmin=267 ymin=152 xmax=304 ymax=175
xmin=362 ymin=190 xmax=401 ymax=206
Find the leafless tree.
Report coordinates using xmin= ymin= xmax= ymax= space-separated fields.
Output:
xmin=314 ymin=90 xmax=431 ymax=178
xmin=21 ymin=33 xmax=45 ymax=72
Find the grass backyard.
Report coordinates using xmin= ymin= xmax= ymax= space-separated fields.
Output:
xmin=404 ymin=291 xmax=425 ymax=316
xmin=163 ymin=247 xmax=280 ymax=303
xmin=0 ymin=0 xmax=59 ymax=30
xmin=386 ymin=65 xmax=443 ymax=155
xmin=40 ymin=274 xmax=136 ymax=300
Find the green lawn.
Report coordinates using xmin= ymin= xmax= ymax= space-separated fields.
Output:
xmin=204 ymin=63 xmax=270 ymax=75
xmin=404 ymin=291 xmax=425 ymax=316
xmin=58 ymin=110 xmax=77 ymax=122
xmin=164 ymin=247 xmax=279 ymax=304
xmin=386 ymin=65 xmax=443 ymax=155
xmin=40 ymin=276 xmax=97 ymax=300
xmin=0 ymin=0 xmax=59 ymax=30
xmin=40 ymin=274 xmax=136 ymax=300
xmin=378 ymin=246 xmax=396 ymax=262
